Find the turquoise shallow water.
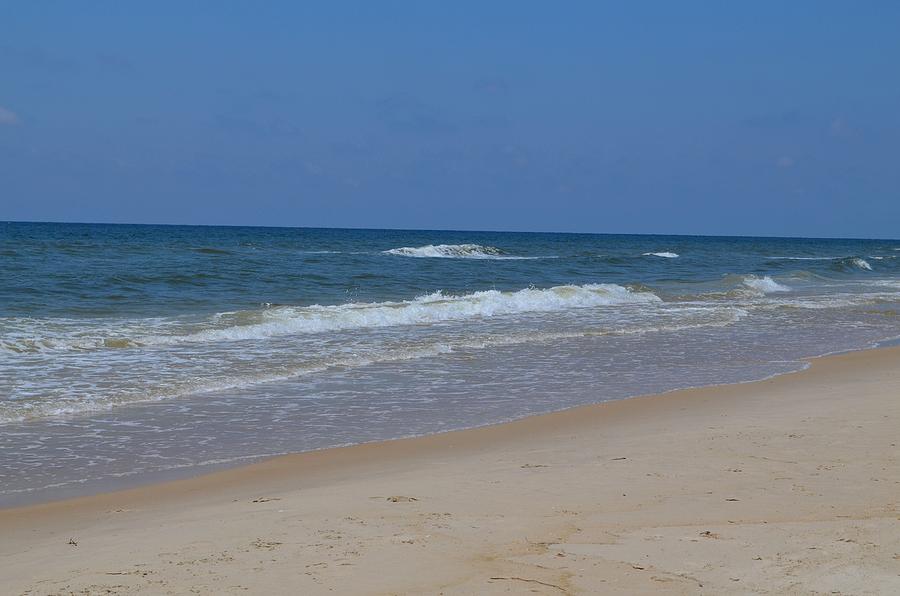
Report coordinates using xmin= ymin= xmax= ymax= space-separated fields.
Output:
xmin=2 ymin=222 xmax=900 ymax=505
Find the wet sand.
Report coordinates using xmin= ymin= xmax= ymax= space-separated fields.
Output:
xmin=2 ymin=347 xmax=899 ymax=594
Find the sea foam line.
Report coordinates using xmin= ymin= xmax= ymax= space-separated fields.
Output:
xmin=1 ymin=284 xmax=662 ymax=353
xmin=180 ymin=284 xmax=661 ymax=343
xmin=0 ymin=306 xmax=745 ymax=423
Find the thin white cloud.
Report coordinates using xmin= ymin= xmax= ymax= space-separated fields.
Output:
xmin=776 ymin=156 xmax=794 ymax=168
xmin=829 ymin=117 xmax=853 ymax=138
xmin=0 ymin=105 xmax=19 ymax=125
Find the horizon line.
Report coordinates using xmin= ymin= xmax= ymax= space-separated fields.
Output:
xmin=4 ymin=219 xmax=898 ymax=243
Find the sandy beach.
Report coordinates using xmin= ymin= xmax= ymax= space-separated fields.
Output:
xmin=6 ymin=4 xmax=899 ymax=593
xmin=2 ymin=346 xmax=898 ymax=595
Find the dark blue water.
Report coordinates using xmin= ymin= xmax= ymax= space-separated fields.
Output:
xmin=2 ymin=222 xmax=899 ymax=505
xmin=4 ymin=222 xmax=898 ymax=318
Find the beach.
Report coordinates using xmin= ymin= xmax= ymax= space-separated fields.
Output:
xmin=2 ymin=346 xmax=898 ymax=594
xmin=5 ymin=4 xmax=898 ymax=592
xmin=5 ymin=3 xmax=900 ymax=593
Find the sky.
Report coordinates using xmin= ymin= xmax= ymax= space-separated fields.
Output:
xmin=1 ymin=2 xmax=899 ymax=238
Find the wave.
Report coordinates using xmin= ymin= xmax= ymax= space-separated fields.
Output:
xmin=643 ymin=251 xmax=679 ymax=258
xmin=780 ymin=270 xmax=834 ymax=282
xmin=1 ymin=284 xmax=662 ymax=353
xmin=665 ymin=274 xmax=794 ymax=301
xmin=769 ymin=256 xmax=845 ymax=261
xmin=760 ymin=292 xmax=900 ymax=310
xmin=742 ymin=275 xmax=791 ymax=294
xmin=1 ymin=305 xmax=746 ymax=422
xmin=1 ymin=342 xmax=459 ymax=422
xmin=182 ymin=284 xmax=661 ymax=343
xmin=852 ymin=258 xmax=872 ymax=270
xmin=837 ymin=257 xmax=872 ymax=271
xmin=383 ymin=244 xmax=533 ymax=259
xmin=771 ymin=255 xmax=874 ymax=271
xmin=0 ymin=316 xmax=188 ymax=354
xmin=191 ymin=247 xmax=232 ymax=256
xmin=770 ymin=255 xmax=877 ymax=273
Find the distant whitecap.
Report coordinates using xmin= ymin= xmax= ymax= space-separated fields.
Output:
xmin=383 ymin=244 xmax=533 ymax=259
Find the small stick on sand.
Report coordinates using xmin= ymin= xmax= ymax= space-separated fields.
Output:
xmin=489 ymin=576 xmax=566 ymax=592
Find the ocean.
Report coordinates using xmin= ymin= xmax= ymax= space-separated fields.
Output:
xmin=2 ymin=221 xmax=900 ymax=506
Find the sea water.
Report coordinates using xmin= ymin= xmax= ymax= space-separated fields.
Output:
xmin=2 ymin=222 xmax=899 ymax=505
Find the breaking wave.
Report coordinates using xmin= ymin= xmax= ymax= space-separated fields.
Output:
xmin=742 ymin=275 xmax=791 ymax=294
xmin=851 ymin=257 xmax=873 ymax=271
xmin=643 ymin=252 xmax=679 ymax=258
xmin=383 ymin=244 xmax=533 ymax=259
xmin=180 ymin=284 xmax=662 ymax=343
xmin=771 ymin=255 xmax=874 ymax=271
xmin=2 ymin=284 xmax=662 ymax=353
xmin=829 ymin=257 xmax=873 ymax=272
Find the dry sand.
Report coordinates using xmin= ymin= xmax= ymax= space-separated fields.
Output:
xmin=1 ymin=347 xmax=899 ymax=595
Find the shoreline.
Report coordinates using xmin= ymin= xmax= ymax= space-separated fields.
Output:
xmin=2 ymin=345 xmax=898 ymax=593
xmin=0 ymin=343 xmax=890 ymax=513
xmin=0 ymin=343 xmax=831 ymax=511
xmin=5 ymin=338 xmax=879 ymax=510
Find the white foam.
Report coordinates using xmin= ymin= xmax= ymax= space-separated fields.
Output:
xmin=184 ymin=284 xmax=662 ymax=343
xmin=0 ymin=317 xmax=182 ymax=354
xmin=1 ymin=303 xmax=749 ymax=423
xmin=742 ymin=275 xmax=791 ymax=294
xmin=0 ymin=283 xmax=664 ymax=355
xmin=3 ymin=304 xmax=755 ymax=424
xmin=0 ymin=342 xmax=459 ymax=422
xmin=643 ymin=252 xmax=679 ymax=258
xmin=851 ymin=257 xmax=872 ymax=271
xmin=383 ymin=244 xmax=533 ymax=259
xmin=769 ymin=256 xmax=843 ymax=260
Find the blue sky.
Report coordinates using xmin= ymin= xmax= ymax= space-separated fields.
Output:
xmin=2 ymin=2 xmax=899 ymax=237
